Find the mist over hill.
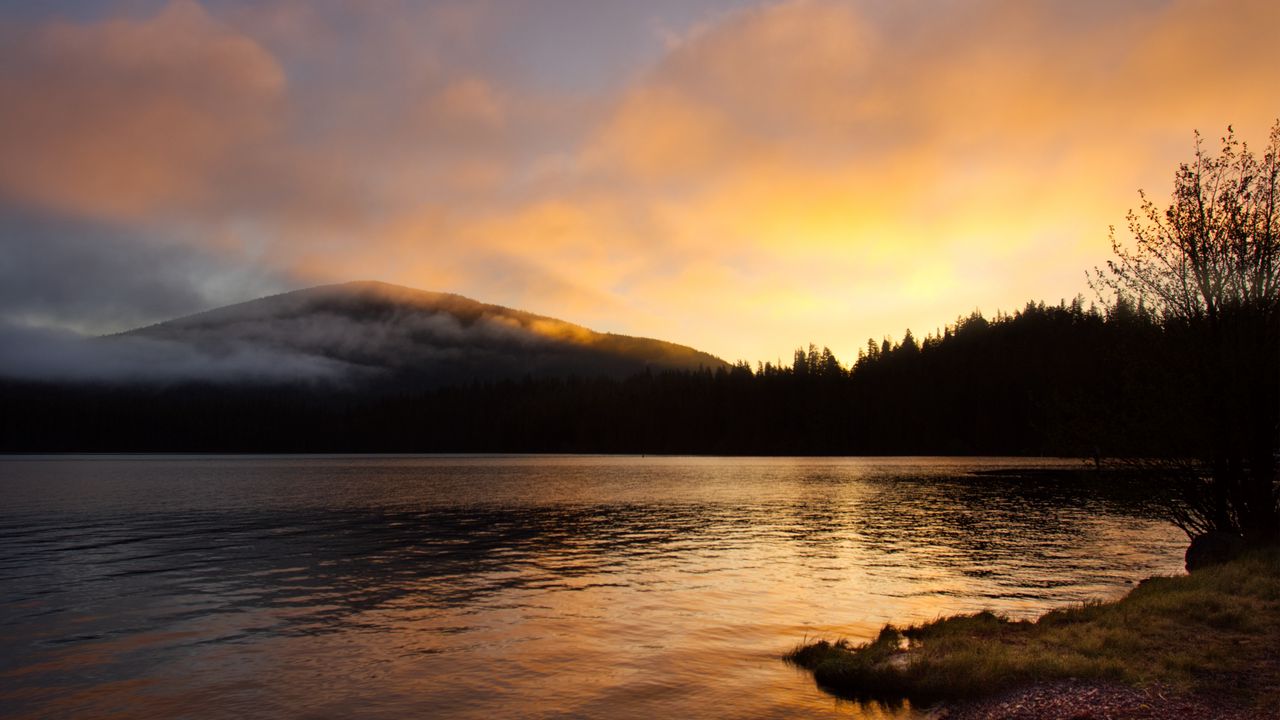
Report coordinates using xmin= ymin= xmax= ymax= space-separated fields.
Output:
xmin=8 ymin=286 xmax=1265 ymax=458
xmin=0 ymin=281 xmax=727 ymax=385
xmin=0 ymin=296 xmax=1200 ymax=455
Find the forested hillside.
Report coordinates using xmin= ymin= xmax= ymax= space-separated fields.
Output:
xmin=1 ymin=296 xmax=1199 ymax=456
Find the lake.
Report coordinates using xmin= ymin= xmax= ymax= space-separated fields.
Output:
xmin=0 ymin=455 xmax=1186 ymax=718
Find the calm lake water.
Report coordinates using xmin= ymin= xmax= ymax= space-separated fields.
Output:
xmin=0 ymin=456 xmax=1186 ymax=719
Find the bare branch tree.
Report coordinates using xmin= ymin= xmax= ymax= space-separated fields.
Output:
xmin=1093 ymin=122 xmax=1280 ymax=544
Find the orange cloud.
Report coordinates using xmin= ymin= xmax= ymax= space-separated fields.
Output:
xmin=4 ymin=0 xmax=1278 ymax=364
xmin=531 ymin=0 xmax=1280 ymax=362
xmin=0 ymin=0 xmax=284 ymax=220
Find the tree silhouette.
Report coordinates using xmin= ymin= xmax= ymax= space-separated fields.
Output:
xmin=1095 ymin=122 xmax=1280 ymax=544
xmin=0 ymin=297 xmax=1178 ymax=460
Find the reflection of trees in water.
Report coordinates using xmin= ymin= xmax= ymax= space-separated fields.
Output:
xmin=779 ymin=471 xmax=1174 ymax=588
xmin=1 ymin=472 xmax=1174 ymax=650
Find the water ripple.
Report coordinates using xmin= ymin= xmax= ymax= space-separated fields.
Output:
xmin=0 ymin=456 xmax=1185 ymax=719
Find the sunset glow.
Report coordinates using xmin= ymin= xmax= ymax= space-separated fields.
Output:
xmin=2 ymin=0 xmax=1277 ymax=363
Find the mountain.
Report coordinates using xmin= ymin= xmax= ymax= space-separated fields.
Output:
xmin=121 ymin=281 xmax=727 ymax=384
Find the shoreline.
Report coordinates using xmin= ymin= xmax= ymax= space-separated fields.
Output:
xmin=788 ymin=548 xmax=1280 ymax=718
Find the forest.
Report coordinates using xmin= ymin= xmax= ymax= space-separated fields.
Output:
xmin=0 ymin=295 xmax=1201 ymax=457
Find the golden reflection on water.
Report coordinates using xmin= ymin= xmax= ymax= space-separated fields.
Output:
xmin=0 ymin=456 xmax=1185 ymax=719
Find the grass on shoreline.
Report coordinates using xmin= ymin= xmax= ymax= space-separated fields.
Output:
xmin=787 ymin=548 xmax=1280 ymax=707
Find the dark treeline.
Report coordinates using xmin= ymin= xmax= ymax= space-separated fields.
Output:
xmin=1 ymin=296 xmax=1208 ymax=456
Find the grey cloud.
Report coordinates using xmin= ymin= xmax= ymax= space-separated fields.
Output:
xmin=136 ymin=294 xmax=591 ymax=370
xmin=0 ymin=322 xmax=353 ymax=383
xmin=0 ymin=204 xmax=290 ymax=334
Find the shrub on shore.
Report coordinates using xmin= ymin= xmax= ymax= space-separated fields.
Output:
xmin=787 ymin=548 xmax=1280 ymax=706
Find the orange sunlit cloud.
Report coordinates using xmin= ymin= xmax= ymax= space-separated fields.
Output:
xmin=1 ymin=0 xmax=1277 ymax=363
xmin=0 ymin=1 xmax=284 ymax=220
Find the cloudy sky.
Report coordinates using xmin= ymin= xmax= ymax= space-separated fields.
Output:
xmin=1 ymin=0 xmax=1277 ymax=364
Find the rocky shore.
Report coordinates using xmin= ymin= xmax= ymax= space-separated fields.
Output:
xmin=943 ymin=679 xmax=1269 ymax=719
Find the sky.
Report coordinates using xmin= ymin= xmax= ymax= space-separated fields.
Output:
xmin=1 ymin=0 xmax=1277 ymax=365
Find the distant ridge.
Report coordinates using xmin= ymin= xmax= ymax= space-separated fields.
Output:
xmin=123 ymin=280 xmax=727 ymax=383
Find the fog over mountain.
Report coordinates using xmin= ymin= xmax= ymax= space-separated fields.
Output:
xmin=0 ymin=281 xmax=726 ymax=384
